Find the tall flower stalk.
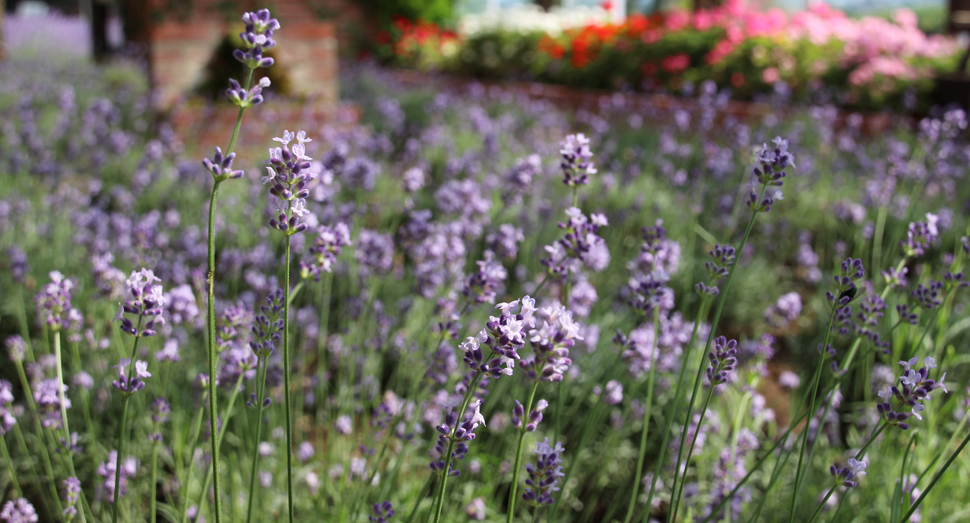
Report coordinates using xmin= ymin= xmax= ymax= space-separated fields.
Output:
xmin=263 ymin=129 xmax=315 ymax=522
xmin=201 ymin=10 xmax=278 ymax=523
xmin=668 ymin=137 xmax=794 ymax=522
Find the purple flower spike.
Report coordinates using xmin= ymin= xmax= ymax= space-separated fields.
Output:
xmin=522 ymin=438 xmax=565 ymax=506
xmin=35 ymin=271 xmax=79 ymax=332
xmin=203 ymin=146 xmax=244 ymax=181
xmin=264 ymin=130 xmax=316 ymax=236
xmin=560 ymin=133 xmax=596 ymax=187
xmin=830 ymin=458 xmax=867 ymax=488
xmin=1 ymin=498 xmax=38 ymax=523
xmin=706 ymin=336 xmax=738 ymax=386
xmin=234 ymin=9 xmax=279 ymax=69
xmin=368 ymin=501 xmax=394 ymax=522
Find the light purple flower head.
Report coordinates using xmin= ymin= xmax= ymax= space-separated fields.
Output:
xmin=265 ymin=130 xmax=316 ymax=236
xmin=234 ymin=9 xmax=280 ymax=69
xmin=0 ymin=498 xmax=38 ymax=523
xmin=116 ymin=268 xmax=166 ymax=337
xmin=33 ymin=378 xmax=70 ymax=430
xmin=0 ymin=380 xmax=16 ymax=435
xmin=97 ymin=450 xmax=139 ymax=502
xmin=560 ymin=133 xmax=596 ymax=187
xmin=35 ymin=271 xmax=78 ymax=331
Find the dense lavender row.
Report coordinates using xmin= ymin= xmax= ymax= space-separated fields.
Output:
xmin=1 ymin=8 xmax=970 ymax=523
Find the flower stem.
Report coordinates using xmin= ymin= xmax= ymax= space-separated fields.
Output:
xmin=14 ymin=359 xmax=63 ymax=514
xmin=151 ymin=441 xmax=159 ymax=523
xmin=788 ymin=306 xmax=840 ymax=523
xmin=507 ymin=380 xmax=542 ymax=523
xmin=431 ymin=370 xmax=485 ymax=523
xmin=1 ymin=434 xmax=22 ymax=498
xmin=623 ymin=307 xmax=660 ymax=523
xmin=179 ymin=403 xmax=206 ymax=523
xmin=113 ymin=317 xmax=143 ymax=523
xmin=668 ymin=187 xmax=765 ymax=523
xmin=283 ymin=234 xmax=296 ymax=523
xmin=404 ymin=475 xmax=435 ymax=523
xmin=899 ymin=424 xmax=970 ymax=523
xmin=245 ymin=358 xmax=269 ymax=523
xmin=643 ymin=297 xmax=711 ymax=521
xmin=669 ymin=384 xmax=716 ymax=522
xmin=53 ymin=331 xmax=89 ymax=523
xmin=203 ymin=67 xmax=252 ymax=523
xmin=804 ymin=485 xmax=837 ymax=523
xmin=112 ymin=396 xmax=131 ymax=523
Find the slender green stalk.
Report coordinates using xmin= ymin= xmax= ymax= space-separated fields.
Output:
xmin=507 ymin=380 xmax=543 ymax=523
xmin=787 ymin=306 xmax=839 ymax=522
xmin=14 ymin=358 xmax=63 ymax=514
xmin=245 ymin=358 xmax=269 ymax=523
xmin=404 ymin=475 xmax=435 ymax=523
xmin=179 ymin=403 xmax=207 ymax=523
xmin=1 ymin=435 xmax=22 ymax=498
xmin=282 ymin=234 xmax=296 ymax=523
xmin=668 ymin=185 xmax=766 ymax=523
xmin=53 ymin=331 xmax=88 ymax=523
xmin=113 ymin=317 xmax=144 ymax=523
xmin=914 ymin=411 xmax=970 ymax=487
xmin=151 ymin=440 xmax=160 ymax=523
xmin=431 ymin=371 xmax=486 ymax=523
xmin=669 ymin=385 xmax=716 ymax=522
xmin=642 ymin=298 xmax=711 ymax=522
xmin=899 ymin=425 xmax=970 ymax=522
xmin=554 ymin=273 xmax=572 ymax=450
xmin=203 ymin=67 xmax=252 ymax=523
xmin=623 ymin=307 xmax=660 ymax=523
xmin=804 ymin=486 xmax=837 ymax=523
xmin=195 ymin=375 xmax=246 ymax=519
xmin=112 ymin=396 xmax=132 ymax=523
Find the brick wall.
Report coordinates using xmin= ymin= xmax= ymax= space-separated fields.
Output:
xmin=123 ymin=0 xmax=347 ymax=110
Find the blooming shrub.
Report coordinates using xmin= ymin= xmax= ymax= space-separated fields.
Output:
xmin=377 ymin=1 xmax=960 ymax=110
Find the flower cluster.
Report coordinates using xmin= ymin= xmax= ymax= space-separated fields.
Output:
xmin=462 ymin=250 xmax=508 ymax=305
xmin=97 ymin=450 xmax=139 ymax=502
xmin=430 ymin=400 xmax=486 ymax=477
xmin=203 ymin=147 xmax=244 ymax=182
xmin=829 ymin=458 xmax=867 ymax=488
xmin=628 ymin=269 xmax=674 ymax=316
xmin=33 ymin=378 xmax=70 ymax=430
xmin=630 ymin=220 xmax=681 ymax=276
xmin=35 ymin=270 xmax=78 ymax=331
xmin=521 ymin=304 xmax=580 ymax=382
xmin=62 ymin=477 xmax=81 ymax=520
xmin=826 ymin=258 xmax=864 ymax=309
xmin=706 ymin=336 xmax=738 ymax=386
xmin=264 ymin=130 xmax=316 ymax=235
xmin=523 ymin=438 xmax=565 ymax=506
xmin=877 ymin=356 xmax=947 ymax=430
xmin=461 ymin=296 xmax=538 ymax=378
xmin=900 ymin=213 xmax=939 ymax=257
xmin=369 ymin=501 xmax=395 ymax=522
xmin=111 ymin=358 xmax=151 ymax=396
xmin=697 ymin=244 xmax=735 ymax=297
xmin=559 ymin=133 xmax=596 ymax=187
xmin=249 ymin=289 xmax=285 ymax=359
xmin=227 ymin=77 xmax=272 ymax=108
xmin=541 ymin=207 xmax=610 ymax=278
xmin=0 ymin=498 xmax=38 ymax=523
xmin=114 ymin=269 xmax=166 ymax=337
xmin=512 ymin=398 xmax=550 ymax=432
xmin=149 ymin=397 xmax=170 ymax=443
xmin=747 ymin=137 xmax=794 ymax=212
xmin=300 ymin=222 xmax=352 ymax=280
xmin=0 ymin=379 xmax=15 ymax=435
xmin=234 ymin=9 xmax=280 ymax=70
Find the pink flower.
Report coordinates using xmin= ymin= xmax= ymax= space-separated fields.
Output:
xmin=661 ymin=53 xmax=690 ymax=73
xmin=762 ymin=67 xmax=780 ymax=84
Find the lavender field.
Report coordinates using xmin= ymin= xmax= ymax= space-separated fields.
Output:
xmin=2 ymin=7 xmax=970 ymax=523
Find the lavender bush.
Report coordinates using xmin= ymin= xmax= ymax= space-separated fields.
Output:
xmin=1 ymin=8 xmax=970 ymax=523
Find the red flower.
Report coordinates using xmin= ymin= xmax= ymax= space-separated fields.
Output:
xmin=661 ymin=53 xmax=690 ymax=73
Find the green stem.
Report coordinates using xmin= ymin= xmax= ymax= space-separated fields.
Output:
xmin=404 ymin=475 xmax=435 ymax=523
xmin=431 ymin=370 xmax=486 ymax=523
xmin=113 ymin=317 xmax=143 ymax=523
xmin=623 ymin=307 xmax=660 ymax=523
xmin=203 ymin=66 xmax=252 ymax=523
xmin=669 ymin=187 xmax=766 ymax=523
xmin=205 ymin=178 xmax=225 ymax=523
xmin=670 ymin=385 xmax=715 ymax=523
xmin=804 ymin=486 xmax=837 ymax=523
xmin=53 ymin=331 xmax=88 ymax=523
xmin=195 ymin=374 xmax=246 ymax=519
xmin=643 ymin=298 xmax=711 ymax=522
xmin=507 ymin=380 xmax=543 ymax=523
xmin=788 ymin=305 xmax=839 ymax=523
xmin=283 ymin=234 xmax=296 ymax=523
xmin=1 ymin=435 xmax=22 ymax=498
xmin=151 ymin=440 xmax=160 ymax=523
xmin=899 ymin=424 xmax=970 ymax=523
xmin=112 ymin=397 xmax=131 ymax=523
xmin=180 ymin=403 xmax=207 ymax=523
xmin=14 ymin=359 xmax=63 ymax=514
xmin=245 ymin=358 xmax=269 ymax=523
